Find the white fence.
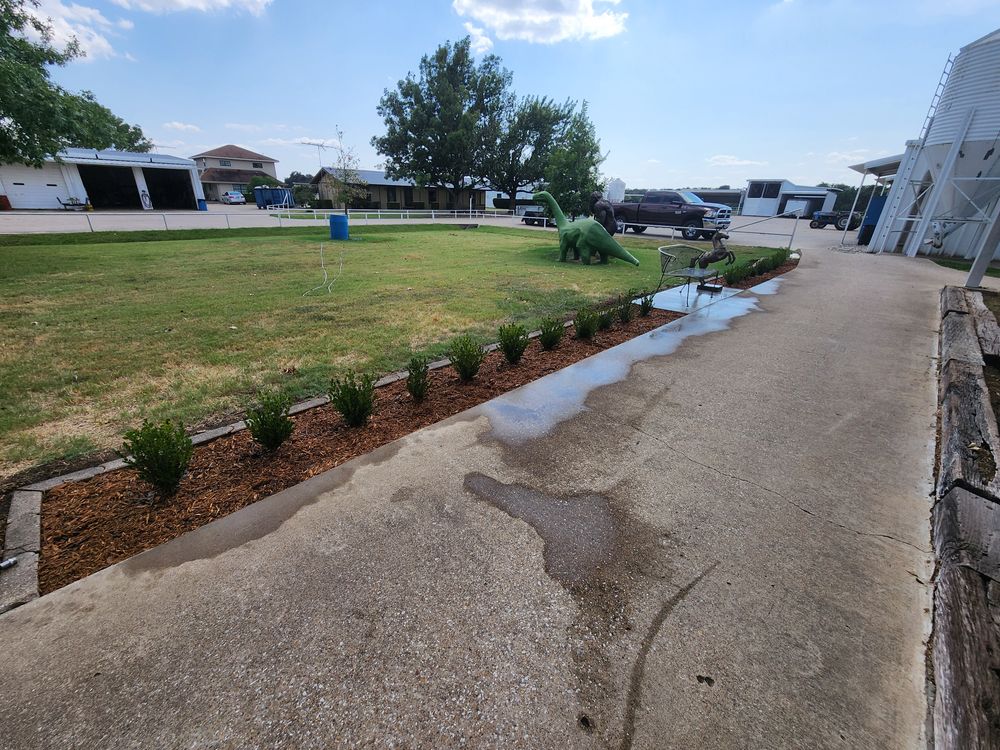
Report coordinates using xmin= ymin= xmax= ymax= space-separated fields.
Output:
xmin=0 ymin=208 xmax=802 ymax=250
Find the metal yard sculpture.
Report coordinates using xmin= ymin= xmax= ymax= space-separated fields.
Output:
xmin=532 ymin=191 xmax=640 ymax=267
xmin=589 ymin=190 xmax=618 ymax=237
xmin=694 ymin=230 xmax=736 ymax=268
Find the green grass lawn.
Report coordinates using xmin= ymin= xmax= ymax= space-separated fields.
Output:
xmin=0 ymin=224 xmax=774 ymax=475
xmin=931 ymin=257 xmax=1000 ymax=278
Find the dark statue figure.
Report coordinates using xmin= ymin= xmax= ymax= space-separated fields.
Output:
xmin=692 ymin=230 xmax=737 ymax=269
xmin=589 ymin=191 xmax=618 ymax=236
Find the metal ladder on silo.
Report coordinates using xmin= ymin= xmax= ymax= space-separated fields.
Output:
xmin=870 ymin=55 xmax=953 ymax=252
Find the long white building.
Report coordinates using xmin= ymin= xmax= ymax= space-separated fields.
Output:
xmin=0 ymin=148 xmax=206 ymax=211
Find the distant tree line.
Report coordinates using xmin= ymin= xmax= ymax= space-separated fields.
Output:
xmin=818 ymin=182 xmax=879 ymax=213
xmin=371 ymin=37 xmax=605 ymax=217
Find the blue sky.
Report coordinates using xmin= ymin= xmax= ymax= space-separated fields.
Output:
xmin=33 ymin=0 xmax=1000 ymax=189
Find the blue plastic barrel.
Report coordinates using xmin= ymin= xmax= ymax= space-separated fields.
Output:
xmin=329 ymin=214 xmax=349 ymax=240
xmin=196 ymin=198 xmax=207 ymax=211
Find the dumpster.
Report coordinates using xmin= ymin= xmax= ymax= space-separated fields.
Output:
xmin=858 ymin=195 xmax=886 ymax=246
xmin=329 ymin=214 xmax=349 ymax=240
xmin=253 ymin=186 xmax=294 ymax=210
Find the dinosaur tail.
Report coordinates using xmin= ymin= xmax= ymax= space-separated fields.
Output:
xmin=531 ymin=191 xmax=568 ymax=231
xmin=606 ymin=242 xmax=640 ymax=266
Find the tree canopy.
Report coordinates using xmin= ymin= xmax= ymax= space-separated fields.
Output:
xmin=543 ymin=102 xmax=605 ymax=218
xmin=285 ymin=171 xmax=313 ymax=186
xmin=0 ymin=0 xmax=151 ymax=166
xmin=477 ymin=95 xmax=574 ymax=210
xmin=372 ymin=37 xmax=509 ymax=202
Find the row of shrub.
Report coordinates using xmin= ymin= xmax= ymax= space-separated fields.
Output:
xmin=121 ymin=290 xmax=660 ymax=499
xmin=723 ymin=247 xmax=792 ymax=286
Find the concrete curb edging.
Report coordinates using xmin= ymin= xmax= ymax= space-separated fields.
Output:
xmin=0 ymin=317 xmax=586 ymax=614
xmin=933 ymin=286 xmax=1000 ymax=748
xmin=0 ymin=491 xmax=41 ymax=614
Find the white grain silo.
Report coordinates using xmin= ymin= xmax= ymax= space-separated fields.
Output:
xmin=869 ymin=28 xmax=1000 ymax=270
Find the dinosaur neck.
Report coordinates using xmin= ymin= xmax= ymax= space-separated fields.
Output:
xmin=535 ymin=191 xmax=568 ymax=230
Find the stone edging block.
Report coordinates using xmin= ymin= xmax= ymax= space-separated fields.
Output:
xmin=0 ymin=490 xmax=42 ymax=614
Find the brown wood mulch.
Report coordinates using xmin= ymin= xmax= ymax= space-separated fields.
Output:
xmin=38 ymin=264 xmax=798 ymax=594
xmin=40 ymin=310 xmax=687 ymax=594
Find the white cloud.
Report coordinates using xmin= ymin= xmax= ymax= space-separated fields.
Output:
xmin=25 ymin=0 xmax=131 ymax=60
xmin=150 ymin=138 xmax=187 ymax=149
xmin=707 ymin=154 xmax=767 ymax=167
xmin=163 ymin=121 xmax=200 ymax=132
xmin=646 ymin=158 xmax=660 ymax=164
xmin=111 ymin=0 xmax=272 ymax=15
xmin=464 ymin=22 xmax=494 ymax=53
xmin=452 ymin=0 xmax=627 ymax=44
xmin=258 ymin=136 xmax=343 ymax=148
xmin=826 ymin=149 xmax=871 ymax=164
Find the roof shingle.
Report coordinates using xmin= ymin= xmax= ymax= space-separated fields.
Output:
xmin=191 ymin=144 xmax=277 ymax=162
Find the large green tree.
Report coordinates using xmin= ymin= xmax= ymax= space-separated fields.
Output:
xmin=478 ymin=95 xmax=574 ymax=213
xmin=543 ymin=102 xmax=605 ymax=218
xmin=372 ymin=36 xmax=508 ymax=207
xmin=0 ymin=0 xmax=151 ymax=166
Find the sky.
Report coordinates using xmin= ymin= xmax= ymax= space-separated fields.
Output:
xmin=29 ymin=0 xmax=1000 ymax=190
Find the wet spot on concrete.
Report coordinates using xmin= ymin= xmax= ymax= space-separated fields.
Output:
xmin=463 ymin=472 xmax=615 ymax=586
xmin=121 ymin=439 xmax=407 ymax=576
xmin=480 ymin=293 xmax=765 ymax=445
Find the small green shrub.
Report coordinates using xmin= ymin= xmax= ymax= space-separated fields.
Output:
xmin=330 ymin=371 xmax=376 ymax=426
xmin=449 ymin=334 xmax=486 ymax=381
xmin=575 ymin=308 xmax=599 ymax=339
xmin=724 ymin=263 xmax=754 ymax=286
xmin=616 ymin=293 xmax=636 ymax=324
xmin=538 ymin=318 xmax=565 ymax=350
xmin=406 ymin=355 xmax=430 ymax=402
xmin=597 ymin=308 xmax=614 ymax=331
xmin=497 ymin=323 xmax=529 ymax=365
xmin=121 ymin=420 xmax=194 ymax=498
xmin=246 ymin=391 xmax=294 ymax=451
xmin=638 ymin=291 xmax=655 ymax=316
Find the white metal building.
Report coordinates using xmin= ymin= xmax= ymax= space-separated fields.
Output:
xmin=861 ymin=27 xmax=1000 ymax=276
xmin=0 ymin=148 xmax=206 ymax=210
xmin=741 ymin=179 xmax=838 ymax=217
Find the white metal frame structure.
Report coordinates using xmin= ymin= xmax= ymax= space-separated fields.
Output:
xmin=866 ymin=31 xmax=1000 ymax=283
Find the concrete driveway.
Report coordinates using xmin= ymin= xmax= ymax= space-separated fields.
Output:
xmin=0 ymin=249 xmax=951 ymax=748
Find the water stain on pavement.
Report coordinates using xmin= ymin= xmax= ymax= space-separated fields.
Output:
xmin=464 ymin=470 xmax=683 ymax=745
xmin=463 ymin=472 xmax=616 ymax=586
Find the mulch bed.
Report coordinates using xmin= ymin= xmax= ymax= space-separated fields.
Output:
xmin=40 ymin=309 xmax=686 ymax=594
xmin=725 ymin=259 xmax=799 ymax=289
xmin=37 ymin=262 xmax=799 ymax=594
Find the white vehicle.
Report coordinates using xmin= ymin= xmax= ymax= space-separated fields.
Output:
xmin=220 ymin=191 xmax=246 ymax=205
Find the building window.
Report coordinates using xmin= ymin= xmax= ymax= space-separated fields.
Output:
xmin=387 ymin=187 xmax=397 ymax=202
xmin=232 ymin=184 xmax=246 ymax=192
xmin=747 ymin=182 xmax=764 ymax=199
xmin=252 ymin=162 xmax=263 ymax=169
xmin=219 ymin=159 xmax=232 ymax=167
xmin=428 ymin=188 xmax=437 ymax=202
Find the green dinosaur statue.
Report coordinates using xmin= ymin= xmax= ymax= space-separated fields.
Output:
xmin=532 ymin=191 xmax=640 ymax=267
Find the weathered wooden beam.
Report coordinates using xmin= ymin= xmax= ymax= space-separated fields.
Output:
xmin=934 ymin=487 xmax=1000 ymax=582
xmin=968 ymin=291 xmax=1000 ymax=360
xmin=941 ymin=310 xmax=985 ymax=368
xmin=938 ymin=358 xmax=1000 ymax=501
xmin=942 ymin=286 xmax=972 ymax=316
xmin=933 ymin=563 xmax=1000 ymax=749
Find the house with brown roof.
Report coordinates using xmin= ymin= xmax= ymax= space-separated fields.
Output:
xmin=190 ymin=145 xmax=278 ymax=201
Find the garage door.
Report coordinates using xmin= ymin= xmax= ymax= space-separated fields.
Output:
xmin=1 ymin=164 xmax=70 ymax=209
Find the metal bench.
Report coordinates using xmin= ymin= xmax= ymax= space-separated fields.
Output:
xmin=657 ymin=245 xmax=724 ymax=306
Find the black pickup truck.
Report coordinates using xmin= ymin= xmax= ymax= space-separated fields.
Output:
xmin=611 ymin=190 xmax=733 ymax=240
